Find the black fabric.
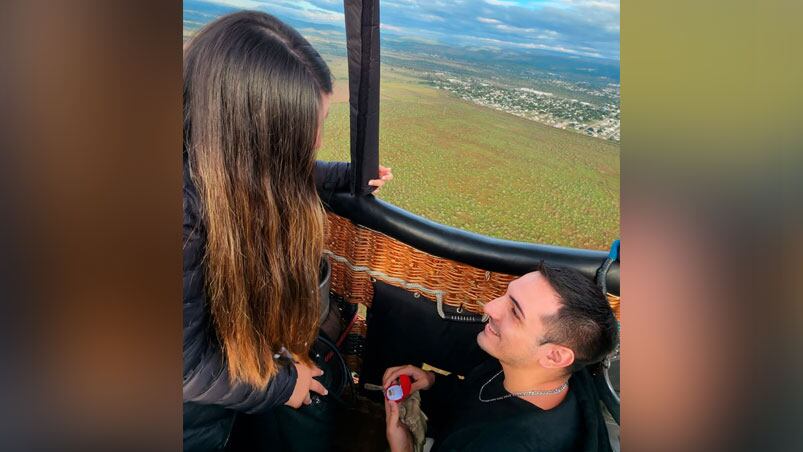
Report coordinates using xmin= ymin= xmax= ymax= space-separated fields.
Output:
xmin=345 ymin=0 xmax=381 ymax=196
xmin=227 ymin=335 xmax=388 ymax=452
xmin=424 ymin=358 xmax=612 ymax=452
xmin=360 ymin=281 xmax=488 ymax=387
xmin=593 ymin=360 xmax=620 ymax=424
xmin=225 ymin=338 xmax=340 ymax=452
xmin=182 ymin=158 xmax=350 ymax=451
xmin=326 ymin=193 xmax=620 ymax=294
xmin=314 ymin=161 xmax=351 ymax=207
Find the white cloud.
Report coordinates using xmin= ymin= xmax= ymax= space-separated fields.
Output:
xmin=484 ymin=0 xmax=518 ymax=6
xmin=382 ymin=0 xmax=420 ymax=6
xmin=297 ymin=8 xmax=343 ymax=23
xmin=197 ymin=0 xmax=344 ymax=23
xmin=196 ymin=0 xmax=266 ymax=9
xmin=467 ymin=35 xmax=604 ymax=58
xmin=380 ymin=23 xmax=407 ymax=33
xmin=419 ymin=14 xmax=445 ymax=22
xmin=501 ymin=25 xmax=561 ymax=41
xmin=199 ymin=0 xmax=345 ymax=24
xmin=561 ymin=0 xmax=619 ymax=13
xmin=477 ymin=17 xmax=502 ymax=24
xmin=495 ymin=24 xmax=538 ymax=34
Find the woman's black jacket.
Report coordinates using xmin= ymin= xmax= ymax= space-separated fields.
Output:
xmin=182 ymin=159 xmax=350 ymax=451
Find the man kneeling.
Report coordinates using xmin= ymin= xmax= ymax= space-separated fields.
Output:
xmin=383 ymin=263 xmax=618 ymax=452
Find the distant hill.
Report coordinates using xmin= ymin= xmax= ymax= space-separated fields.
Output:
xmin=381 ymin=37 xmax=620 ymax=84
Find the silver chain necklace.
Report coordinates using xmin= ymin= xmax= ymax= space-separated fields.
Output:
xmin=478 ymin=370 xmax=568 ymax=402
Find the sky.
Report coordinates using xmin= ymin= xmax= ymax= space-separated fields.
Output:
xmin=191 ymin=0 xmax=619 ymax=60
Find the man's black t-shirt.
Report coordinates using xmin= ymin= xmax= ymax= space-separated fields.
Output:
xmin=422 ymin=359 xmax=610 ymax=452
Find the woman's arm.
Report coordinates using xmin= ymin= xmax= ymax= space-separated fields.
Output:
xmin=182 ymin=328 xmax=297 ymax=414
xmin=314 ymin=161 xmax=393 ymax=204
xmin=314 ymin=161 xmax=351 ymax=205
xmin=182 ymin=183 xmax=297 ymax=413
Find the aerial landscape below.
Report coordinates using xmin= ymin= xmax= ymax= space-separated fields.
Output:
xmin=183 ymin=0 xmax=620 ymax=250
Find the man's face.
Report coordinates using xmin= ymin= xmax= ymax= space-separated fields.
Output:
xmin=477 ymin=271 xmax=564 ymax=367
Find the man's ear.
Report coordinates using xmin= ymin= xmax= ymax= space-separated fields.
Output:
xmin=540 ymin=344 xmax=575 ymax=370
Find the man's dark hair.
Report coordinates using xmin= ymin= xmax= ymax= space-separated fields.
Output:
xmin=536 ymin=262 xmax=619 ymax=373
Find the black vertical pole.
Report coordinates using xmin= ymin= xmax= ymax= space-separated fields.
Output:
xmin=344 ymin=0 xmax=380 ymax=196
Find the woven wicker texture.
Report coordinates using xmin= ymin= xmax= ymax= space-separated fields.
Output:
xmin=325 ymin=212 xmax=621 ymax=320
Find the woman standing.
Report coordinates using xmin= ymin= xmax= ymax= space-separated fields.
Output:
xmin=182 ymin=12 xmax=390 ymax=450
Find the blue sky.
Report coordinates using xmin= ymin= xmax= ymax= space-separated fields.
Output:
xmin=191 ymin=0 xmax=619 ymax=60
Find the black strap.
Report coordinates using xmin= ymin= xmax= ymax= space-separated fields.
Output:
xmin=344 ymin=0 xmax=380 ymax=196
xmin=592 ymin=363 xmax=620 ymax=425
xmin=595 ymin=239 xmax=620 ymax=295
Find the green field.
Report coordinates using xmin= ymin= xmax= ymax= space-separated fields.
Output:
xmin=317 ymin=58 xmax=620 ymax=251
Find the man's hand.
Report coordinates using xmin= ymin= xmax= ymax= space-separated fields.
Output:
xmin=285 ymin=360 xmax=328 ymax=408
xmin=385 ymin=397 xmax=413 ymax=452
xmin=383 ymin=364 xmax=436 ymax=392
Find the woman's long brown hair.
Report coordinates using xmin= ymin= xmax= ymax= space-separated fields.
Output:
xmin=183 ymin=12 xmax=333 ymax=388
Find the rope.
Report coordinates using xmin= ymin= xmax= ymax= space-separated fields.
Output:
xmin=323 ymin=250 xmax=488 ymax=323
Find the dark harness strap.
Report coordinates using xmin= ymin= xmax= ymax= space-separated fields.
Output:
xmin=344 ymin=0 xmax=381 ymax=196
